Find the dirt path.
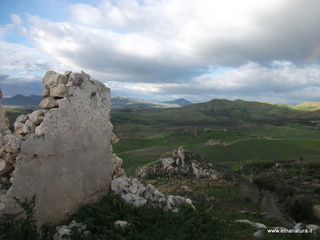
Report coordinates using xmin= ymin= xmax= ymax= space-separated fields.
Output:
xmin=261 ymin=190 xmax=294 ymax=228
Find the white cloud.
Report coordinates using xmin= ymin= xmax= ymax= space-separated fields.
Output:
xmin=0 ymin=40 xmax=68 ymax=77
xmin=107 ymin=61 xmax=320 ymax=104
xmin=2 ymin=0 xmax=320 ymax=104
xmin=68 ymin=0 xmax=320 ymax=66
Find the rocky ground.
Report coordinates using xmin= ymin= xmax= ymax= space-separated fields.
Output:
xmin=135 ymin=147 xmax=241 ymax=199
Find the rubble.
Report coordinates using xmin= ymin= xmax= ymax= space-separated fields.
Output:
xmin=111 ymin=176 xmax=195 ymax=211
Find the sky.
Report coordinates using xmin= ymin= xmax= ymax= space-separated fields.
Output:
xmin=1 ymin=0 xmax=320 ymax=104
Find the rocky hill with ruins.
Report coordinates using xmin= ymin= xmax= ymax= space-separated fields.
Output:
xmin=135 ymin=147 xmax=241 ymax=199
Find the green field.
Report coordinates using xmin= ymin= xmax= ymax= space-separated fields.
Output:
xmin=113 ymin=123 xmax=320 ymax=176
xmin=5 ymin=102 xmax=320 ymax=178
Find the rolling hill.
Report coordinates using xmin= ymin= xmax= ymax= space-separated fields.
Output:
xmin=111 ymin=98 xmax=310 ymax=126
xmin=2 ymin=95 xmax=43 ymax=107
xmin=266 ymin=101 xmax=320 ymax=111
xmin=162 ymin=98 xmax=193 ymax=106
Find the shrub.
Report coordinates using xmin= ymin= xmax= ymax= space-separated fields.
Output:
xmin=274 ymin=183 xmax=294 ymax=200
xmin=0 ymin=195 xmax=54 ymax=240
xmin=285 ymin=195 xmax=315 ymax=222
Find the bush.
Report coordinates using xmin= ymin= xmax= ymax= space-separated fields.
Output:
xmin=274 ymin=183 xmax=294 ymax=200
xmin=285 ymin=195 xmax=315 ymax=223
xmin=0 ymin=195 xmax=53 ymax=240
xmin=253 ymin=174 xmax=278 ymax=192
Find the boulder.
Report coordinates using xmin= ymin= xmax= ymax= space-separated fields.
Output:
xmin=111 ymin=176 xmax=194 ymax=211
xmin=53 ymin=220 xmax=89 ymax=240
xmin=253 ymin=230 xmax=264 ymax=238
xmin=50 ymin=84 xmax=68 ymax=98
xmin=115 ymin=220 xmax=130 ymax=229
xmin=42 ymin=70 xmax=68 ymax=89
xmin=143 ymin=184 xmax=166 ymax=202
xmin=39 ymin=97 xmax=58 ymax=109
xmin=235 ymin=220 xmax=267 ymax=229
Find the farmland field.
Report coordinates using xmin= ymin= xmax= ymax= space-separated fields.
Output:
xmin=112 ymin=119 xmax=320 ymax=176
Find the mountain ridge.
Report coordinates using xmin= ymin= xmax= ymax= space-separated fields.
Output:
xmin=3 ymin=95 xmax=320 ymax=118
xmin=162 ymin=98 xmax=193 ymax=106
xmin=2 ymin=95 xmax=43 ymax=107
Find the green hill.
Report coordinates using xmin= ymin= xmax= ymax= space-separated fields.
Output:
xmin=2 ymin=95 xmax=43 ymax=107
xmin=162 ymin=98 xmax=193 ymax=106
xmin=266 ymin=101 xmax=320 ymax=111
xmin=111 ymin=98 xmax=307 ymax=126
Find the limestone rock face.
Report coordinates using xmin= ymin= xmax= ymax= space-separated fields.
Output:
xmin=0 ymin=70 xmax=114 ymax=226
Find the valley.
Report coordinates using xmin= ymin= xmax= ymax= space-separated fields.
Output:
xmin=111 ymin=99 xmax=320 ymax=177
xmin=110 ymin=98 xmax=320 ymax=234
xmin=4 ymin=97 xmax=320 ymax=238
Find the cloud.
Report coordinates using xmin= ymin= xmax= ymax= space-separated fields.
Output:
xmin=0 ymin=75 xmax=43 ymax=97
xmin=27 ymin=15 xmax=207 ymax=83
xmin=109 ymin=61 xmax=320 ymax=104
xmin=2 ymin=0 xmax=320 ymax=104
xmin=0 ymin=73 xmax=9 ymax=82
xmin=70 ymin=0 xmax=320 ymax=66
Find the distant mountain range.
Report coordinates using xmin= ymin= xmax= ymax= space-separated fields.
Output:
xmin=111 ymin=96 xmax=192 ymax=108
xmin=111 ymin=98 xmax=320 ymax=125
xmin=2 ymin=95 xmax=320 ymax=121
xmin=2 ymin=95 xmax=43 ymax=107
xmin=1 ymin=95 xmax=193 ymax=109
xmin=162 ymin=98 xmax=193 ymax=106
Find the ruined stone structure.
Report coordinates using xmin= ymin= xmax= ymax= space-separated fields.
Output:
xmin=0 ymin=70 xmax=123 ymax=225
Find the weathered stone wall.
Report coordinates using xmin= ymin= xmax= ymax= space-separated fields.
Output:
xmin=0 ymin=71 xmax=116 ymax=226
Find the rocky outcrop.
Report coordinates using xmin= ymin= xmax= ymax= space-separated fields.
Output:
xmin=135 ymin=147 xmax=240 ymax=200
xmin=235 ymin=219 xmax=267 ymax=229
xmin=0 ymin=70 xmax=115 ymax=226
xmin=53 ymin=220 xmax=89 ymax=240
xmin=111 ymin=176 xmax=194 ymax=211
xmin=136 ymin=147 xmax=239 ymax=182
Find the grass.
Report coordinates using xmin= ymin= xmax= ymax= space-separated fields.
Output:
xmin=63 ymin=194 xmax=318 ymax=240
xmin=2 ymin=189 xmax=317 ymax=239
xmin=2 ymin=104 xmax=319 ymax=238
xmin=113 ymin=124 xmax=320 ymax=177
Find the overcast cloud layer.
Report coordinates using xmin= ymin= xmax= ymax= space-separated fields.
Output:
xmin=1 ymin=0 xmax=320 ymax=104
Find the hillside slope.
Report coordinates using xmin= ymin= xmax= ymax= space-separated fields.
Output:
xmin=2 ymin=95 xmax=43 ymax=107
xmin=112 ymin=99 xmax=306 ymax=125
xmin=162 ymin=98 xmax=193 ymax=106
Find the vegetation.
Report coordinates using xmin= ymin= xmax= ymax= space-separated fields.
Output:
xmin=0 ymin=195 xmax=54 ymax=240
xmin=113 ymin=124 xmax=320 ymax=176
xmin=66 ymin=194 xmax=318 ymax=239
xmin=1 ymin=190 xmax=318 ymax=239
xmin=248 ymin=160 xmax=320 ymax=224
xmin=1 ymin=98 xmax=320 ymax=238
